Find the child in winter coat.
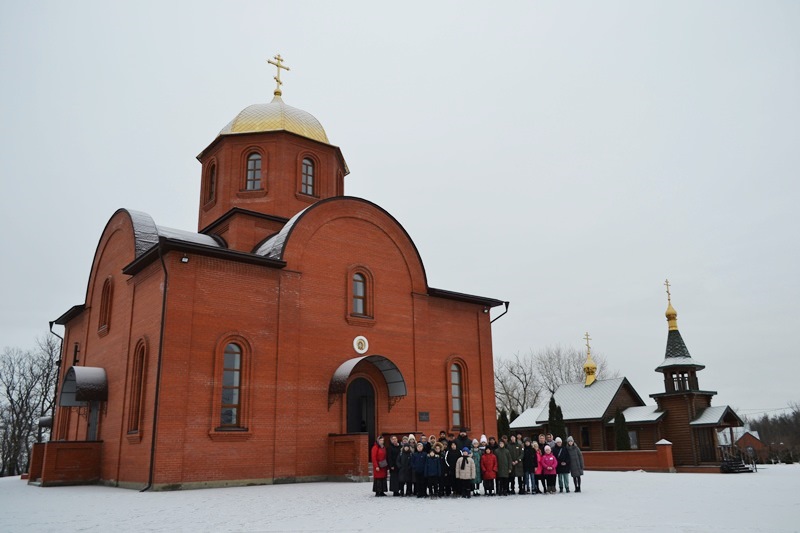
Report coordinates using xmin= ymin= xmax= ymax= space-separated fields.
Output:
xmin=540 ymin=445 xmax=558 ymax=493
xmin=424 ymin=443 xmax=443 ymax=498
xmin=471 ymin=439 xmax=483 ymax=496
xmin=411 ymin=442 xmax=427 ymax=498
xmin=480 ymin=446 xmax=498 ymax=496
xmin=533 ymin=442 xmax=544 ymax=494
xmin=455 ymin=447 xmax=476 ymax=498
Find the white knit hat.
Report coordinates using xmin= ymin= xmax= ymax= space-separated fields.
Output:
xmin=480 ymin=434 xmax=488 ymax=444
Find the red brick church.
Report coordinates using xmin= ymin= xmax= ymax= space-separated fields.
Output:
xmin=33 ymin=57 xmax=505 ymax=489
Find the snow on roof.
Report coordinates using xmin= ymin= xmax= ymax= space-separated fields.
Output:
xmin=126 ymin=209 xmax=222 ymax=257
xmin=156 ymin=225 xmax=221 ymax=248
xmin=509 ymin=407 xmax=543 ymax=429
xmin=254 ymin=207 xmax=308 ymax=259
xmin=690 ymin=405 xmax=739 ymax=427
xmin=654 ymin=355 xmax=706 ymax=371
xmin=607 ymin=405 xmax=665 ymax=424
xmin=717 ymin=427 xmax=761 ymax=445
xmin=534 ymin=377 xmax=642 ymax=423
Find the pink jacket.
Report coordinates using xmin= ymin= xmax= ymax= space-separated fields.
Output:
xmin=540 ymin=452 xmax=558 ymax=475
xmin=535 ymin=450 xmax=543 ymax=475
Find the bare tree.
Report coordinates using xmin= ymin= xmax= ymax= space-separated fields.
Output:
xmin=0 ymin=335 xmax=60 ymax=476
xmin=495 ymin=345 xmax=617 ymax=416
xmin=494 ymin=352 xmax=542 ymax=417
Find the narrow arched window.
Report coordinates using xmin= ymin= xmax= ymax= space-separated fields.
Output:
xmin=245 ymin=153 xmax=262 ymax=190
xmin=98 ymin=277 xmax=113 ymax=334
xmin=352 ymin=273 xmax=366 ymax=316
xmin=301 ymin=158 xmax=315 ymax=196
xmin=220 ymin=343 xmax=242 ymax=427
xmin=127 ymin=342 xmax=146 ymax=434
xmin=450 ymin=363 xmax=463 ymax=428
xmin=204 ymin=164 xmax=216 ymax=204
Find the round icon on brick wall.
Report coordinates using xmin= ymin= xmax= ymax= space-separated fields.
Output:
xmin=353 ymin=336 xmax=369 ymax=354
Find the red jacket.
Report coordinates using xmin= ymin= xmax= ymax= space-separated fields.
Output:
xmin=540 ymin=452 xmax=558 ymax=475
xmin=535 ymin=450 xmax=543 ymax=475
xmin=480 ymin=451 xmax=498 ymax=480
xmin=372 ymin=443 xmax=388 ymax=479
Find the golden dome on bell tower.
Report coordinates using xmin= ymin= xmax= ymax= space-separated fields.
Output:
xmin=219 ymin=54 xmax=330 ymax=145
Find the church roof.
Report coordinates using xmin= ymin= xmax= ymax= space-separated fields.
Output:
xmin=690 ymin=405 xmax=743 ymax=427
xmin=220 ymin=95 xmax=330 ymax=145
xmin=607 ymin=405 xmax=665 ymax=424
xmin=655 ymin=330 xmax=705 ymax=371
xmin=717 ymin=427 xmax=761 ymax=446
xmin=533 ymin=377 xmax=645 ymax=423
xmin=127 ymin=209 xmax=222 ymax=258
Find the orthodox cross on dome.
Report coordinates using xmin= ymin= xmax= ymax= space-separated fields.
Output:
xmin=582 ymin=331 xmax=597 ymax=387
xmin=664 ymin=278 xmax=672 ymax=303
xmin=267 ymin=54 xmax=291 ymax=96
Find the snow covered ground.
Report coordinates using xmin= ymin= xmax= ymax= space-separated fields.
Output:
xmin=1 ymin=465 xmax=798 ymax=532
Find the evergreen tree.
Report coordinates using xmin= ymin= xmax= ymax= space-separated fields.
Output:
xmin=497 ymin=410 xmax=511 ymax=438
xmin=547 ymin=397 xmax=567 ymax=439
xmin=510 ymin=409 xmax=519 ymax=423
xmin=614 ymin=407 xmax=631 ymax=450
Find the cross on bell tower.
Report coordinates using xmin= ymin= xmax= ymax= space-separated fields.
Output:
xmin=267 ymin=54 xmax=291 ymax=96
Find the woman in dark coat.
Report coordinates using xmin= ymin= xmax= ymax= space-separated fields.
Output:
xmin=553 ymin=436 xmax=571 ymax=493
xmin=396 ymin=443 xmax=413 ymax=496
xmin=387 ymin=435 xmax=402 ymax=496
xmin=371 ymin=436 xmax=388 ymax=496
xmin=522 ymin=438 xmax=538 ymax=494
xmin=566 ymin=436 xmax=585 ymax=492
xmin=494 ymin=440 xmax=512 ymax=496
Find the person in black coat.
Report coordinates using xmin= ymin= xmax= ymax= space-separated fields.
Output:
xmin=396 ymin=443 xmax=413 ymax=496
xmin=442 ymin=441 xmax=460 ymax=497
xmin=387 ymin=435 xmax=402 ymax=496
xmin=553 ymin=436 xmax=572 ymax=492
xmin=521 ymin=437 xmax=538 ymax=494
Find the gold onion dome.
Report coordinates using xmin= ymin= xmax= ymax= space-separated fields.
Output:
xmin=219 ymin=94 xmax=330 ymax=145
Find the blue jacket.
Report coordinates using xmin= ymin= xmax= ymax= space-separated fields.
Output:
xmin=424 ymin=453 xmax=443 ymax=477
xmin=411 ymin=451 xmax=427 ymax=474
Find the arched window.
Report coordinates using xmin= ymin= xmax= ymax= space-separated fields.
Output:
xmin=98 ymin=277 xmax=113 ymax=335
xmin=301 ymin=157 xmax=315 ymax=196
xmin=450 ymin=363 xmax=464 ymax=428
xmin=245 ymin=153 xmax=262 ymax=190
xmin=127 ymin=341 xmax=147 ymax=435
xmin=352 ymin=273 xmax=366 ymax=316
xmin=204 ymin=163 xmax=216 ymax=204
xmin=220 ymin=343 xmax=242 ymax=427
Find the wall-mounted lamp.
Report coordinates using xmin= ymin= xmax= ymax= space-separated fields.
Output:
xmin=181 ymin=254 xmax=189 ymax=263
xmin=482 ymin=307 xmax=489 ymax=314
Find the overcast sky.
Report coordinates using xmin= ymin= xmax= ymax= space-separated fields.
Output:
xmin=1 ymin=1 xmax=798 ymax=417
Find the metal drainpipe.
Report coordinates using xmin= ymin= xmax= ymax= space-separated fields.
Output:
xmin=141 ymin=239 xmax=169 ymax=492
xmin=490 ymin=302 xmax=510 ymax=323
xmin=47 ymin=322 xmax=64 ymax=441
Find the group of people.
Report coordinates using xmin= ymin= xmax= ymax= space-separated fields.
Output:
xmin=371 ymin=429 xmax=585 ymax=498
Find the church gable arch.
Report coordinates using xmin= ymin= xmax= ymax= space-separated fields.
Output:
xmin=259 ymin=197 xmax=428 ymax=293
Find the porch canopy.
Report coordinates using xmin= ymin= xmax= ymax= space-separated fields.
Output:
xmin=59 ymin=367 xmax=108 ymax=407
xmin=329 ymin=355 xmax=407 ymax=398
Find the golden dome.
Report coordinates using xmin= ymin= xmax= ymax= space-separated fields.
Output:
xmin=220 ymin=95 xmax=330 ymax=144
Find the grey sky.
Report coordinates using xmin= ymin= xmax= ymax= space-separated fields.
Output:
xmin=1 ymin=1 xmax=798 ymax=416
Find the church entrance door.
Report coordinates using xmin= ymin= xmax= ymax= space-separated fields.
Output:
xmin=346 ymin=378 xmax=376 ymax=457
